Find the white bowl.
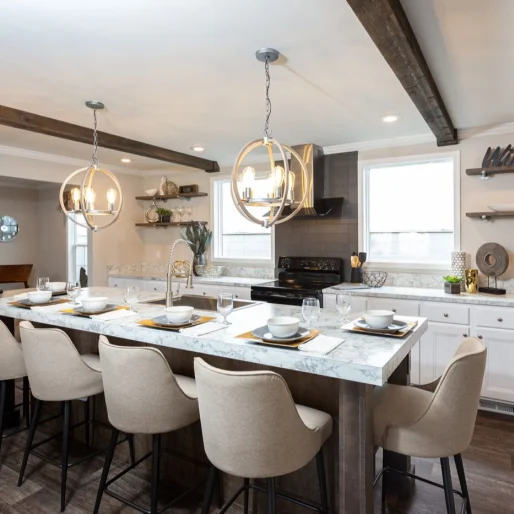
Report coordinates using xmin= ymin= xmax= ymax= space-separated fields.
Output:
xmin=80 ymin=297 xmax=108 ymax=312
xmin=145 ymin=188 xmax=158 ymax=197
xmin=47 ymin=282 xmax=66 ymax=292
xmin=165 ymin=306 xmax=194 ymax=324
xmin=267 ymin=316 xmax=300 ymax=339
xmin=27 ymin=291 xmax=52 ymax=304
xmin=488 ymin=203 xmax=514 ymax=213
xmin=362 ymin=310 xmax=395 ymax=329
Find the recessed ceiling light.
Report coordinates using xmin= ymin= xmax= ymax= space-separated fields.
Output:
xmin=191 ymin=146 xmax=205 ymax=152
xmin=121 ymin=158 xmax=131 ymax=163
xmin=382 ymin=114 xmax=400 ymax=123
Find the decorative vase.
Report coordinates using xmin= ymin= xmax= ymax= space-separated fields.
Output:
xmin=193 ymin=253 xmax=206 ymax=276
xmin=465 ymin=269 xmax=478 ymax=294
xmin=451 ymin=251 xmax=467 ymax=292
xmin=444 ymin=282 xmax=461 ymax=295
xmin=160 ymin=215 xmax=171 ymax=223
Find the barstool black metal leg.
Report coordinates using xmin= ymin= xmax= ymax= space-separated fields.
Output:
xmin=0 ymin=381 xmax=6 ymax=455
xmin=18 ymin=398 xmax=42 ymax=486
xmin=127 ymin=434 xmax=136 ymax=465
xmin=93 ymin=428 xmax=119 ymax=514
xmin=201 ymin=465 xmax=217 ymax=514
xmin=84 ymin=398 xmax=90 ymax=449
xmin=150 ymin=433 xmax=161 ymax=514
xmin=441 ymin=457 xmax=457 ymax=514
xmin=316 ymin=449 xmax=330 ymax=513
xmin=267 ymin=477 xmax=276 ymax=514
xmin=454 ymin=454 xmax=472 ymax=514
xmin=243 ymin=478 xmax=250 ymax=514
xmin=216 ymin=469 xmax=224 ymax=508
xmin=22 ymin=377 xmax=30 ymax=428
xmin=61 ymin=401 xmax=71 ymax=512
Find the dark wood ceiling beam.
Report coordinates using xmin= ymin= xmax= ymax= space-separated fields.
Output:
xmin=346 ymin=0 xmax=458 ymax=146
xmin=0 ymin=105 xmax=220 ymax=172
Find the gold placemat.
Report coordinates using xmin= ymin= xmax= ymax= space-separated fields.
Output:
xmin=60 ymin=305 xmax=128 ymax=317
xmin=345 ymin=320 xmax=418 ymax=338
xmin=236 ymin=329 xmax=321 ymax=348
xmin=9 ymin=299 xmax=69 ymax=309
xmin=138 ymin=316 xmax=216 ymax=331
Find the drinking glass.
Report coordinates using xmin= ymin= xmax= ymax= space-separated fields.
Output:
xmin=124 ymin=286 xmax=140 ymax=311
xmin=169 ymin=205 xmax=176 ymax=222
xmin=336 ymin=293 xmax=352 ymax=327
xmin=36 ymin=277 xmax=50 ymax=291
xmin=176 ymin=205 xmax=184 ymax=222
xmin=217 ymin=293 xmax=234 ymax=325
xmin=66 ymin=282 xmax=81 ymax=304
xmin=186 ymin=206 xmax=193 ymax=221
xmin=302 ymin=298 xmax=320 ymax=328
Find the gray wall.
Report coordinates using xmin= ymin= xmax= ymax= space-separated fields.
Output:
xmin=274 ymin=151 xmax=358 ymax=281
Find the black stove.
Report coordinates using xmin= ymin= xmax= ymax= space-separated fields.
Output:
xmin=251 ymin=256 xmax=344 ymax=307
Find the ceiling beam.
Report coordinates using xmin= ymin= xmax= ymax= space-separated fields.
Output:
xmin=0 ymin=105 xmax=220 ymax=172
xmin=346 ymin=0 xmax=458 ymax=146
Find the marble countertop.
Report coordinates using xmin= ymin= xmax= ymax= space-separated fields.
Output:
xmin=323 ymin=285 xmax=514 ymax=307
xmin=0 ymin=287 xmax=427 ymax=386
xmin=110 ymin=272 xmax=270 ymax=287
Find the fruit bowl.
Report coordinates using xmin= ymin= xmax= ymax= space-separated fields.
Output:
xmin=195 ymin=265 xmax=225 ymax=278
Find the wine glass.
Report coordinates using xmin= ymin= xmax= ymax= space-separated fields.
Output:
xmin=217 ymin=293 xmax=234 ymax=325
xmin=36 ymin=277 xmax=50 ymax=291
xmin=176 ymin=205 xmax=184 ymax=222
xmin=169 ymin=205 xmax=176 ymax=222
xmin=66 ymin=282 xmax=81 ymax=304
xmin=186 ymin=206 xmax=193 ymax=221
xmin=302 ymin=298 xmax=320 ymax=328
xmin=336 ymin=293 xmax=352 ymax=327
xmin=124 ymin=286 xmax=140 ymax=312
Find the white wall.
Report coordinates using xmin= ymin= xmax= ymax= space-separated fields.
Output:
xmin=359 ymin=131 xmax=514 ymax=278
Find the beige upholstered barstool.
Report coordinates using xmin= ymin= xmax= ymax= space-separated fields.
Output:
xmin=195 ymin=358 xmax=333 ymax=514
xmin=0 ymin=319 xmax=30 ymax=454
xmin=18 ymin=321 xmax=104 ymax=512
xmin=374 ymin=337 xmax=487 ymax=514
xmin=94 ymin=336 xmax=201 ymax=514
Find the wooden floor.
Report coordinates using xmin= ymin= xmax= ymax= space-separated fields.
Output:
xmin=0 ymin=409 xmax=513 ymax=513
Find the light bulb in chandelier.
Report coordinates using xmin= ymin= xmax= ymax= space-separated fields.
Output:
xmin=269 ymin=165 xmax=285 ymax=198
xmin=71 ymin=188 xmax=81 ymax=211
xmin=84 ymin=187 xmax=96 ymax=210
xmin=240 ymin=166 xmax=255 ymax=200
xmin=106 ymin=188 xmax=117 ymax=211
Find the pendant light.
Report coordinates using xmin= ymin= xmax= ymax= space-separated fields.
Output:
xmin=59 ymin=101 xmax=124 ymax=232
xmin=231 ymin=48 xmax=310 ymax=228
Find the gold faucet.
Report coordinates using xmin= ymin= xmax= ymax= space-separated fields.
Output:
xmin=166 ymin=239 xmax=194 ymax=308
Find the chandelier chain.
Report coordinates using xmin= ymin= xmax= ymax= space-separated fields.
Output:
xmin=91 ymin=108 xmax=99 ymax=167
xmin=263 ymin=55 xmax=272 ymax=138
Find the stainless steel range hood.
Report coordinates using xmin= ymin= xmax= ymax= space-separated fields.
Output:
xmin=282 ymin=143 xmax=344 ymax=218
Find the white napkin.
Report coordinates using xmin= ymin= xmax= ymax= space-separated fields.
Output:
xmin=180 ymin=322 xmax=228 ymax=337
xmin=31 ymin=302 xmax=75 ymax=312
xmin=91 ymin=309 xmax=137 ymax=321
xmin=14 ymin=293 xmax=29 ymax=301
xmin=299 ymin=334 xmax=343 ymax=354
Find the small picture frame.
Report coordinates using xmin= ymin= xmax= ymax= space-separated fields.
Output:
xmin=179 ymin=184 xmax=199 ymax=194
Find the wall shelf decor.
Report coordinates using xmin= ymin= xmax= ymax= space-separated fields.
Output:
xmin=135 ymin=193 xmax=207 ymax=201
xmin=135 ymin=221 xmax=207 ymax=228
xmin=466 ymin=167 xmax=514 ymax=178
xmin=466 ymin=212 xmax=514 ymax=221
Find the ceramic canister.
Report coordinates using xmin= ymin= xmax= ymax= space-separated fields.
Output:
xmin=451 ymin=251 xmax=467 ymax=292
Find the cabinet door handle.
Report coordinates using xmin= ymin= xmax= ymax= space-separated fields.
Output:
xmin=444 ymin=313 xmax=449 ymax=318
xmin=498 ymin=317 xmax=503 ymax=322
xmin=392 ymin=308 xmax=397 ymax=313
xmin=478 ymin=335 xmax=483 ymax=339
xmin=463 ymin=333 xmax=468 ymax=337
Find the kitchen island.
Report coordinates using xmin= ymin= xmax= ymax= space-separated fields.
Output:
xmin=0 ymin=287 xmax=428 ymax=514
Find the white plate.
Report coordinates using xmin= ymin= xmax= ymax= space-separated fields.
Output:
xmin=152 ymin=314 xmax=201 ymax=327
xmin=353 ymin=318 xmax=408 ymax=333
xmin=251 ymin=326 xmax=310 ymax=343
xmin=488 ymin=203 xmax=514 ymax=213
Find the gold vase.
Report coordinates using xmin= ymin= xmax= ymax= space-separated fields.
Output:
xmin=465 ymin=269 xmax=478 ymax=294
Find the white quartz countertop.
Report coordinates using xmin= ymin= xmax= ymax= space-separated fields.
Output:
xmin=109 ymin=272 xmax=271 ymax=287
xmin=0 ymin=287 xmax=427 ymax=386
xmin=323 ymin=285 xmax=514 ymax=307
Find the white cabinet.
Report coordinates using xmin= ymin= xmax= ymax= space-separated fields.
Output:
xmin=474 ymin=327 xmax=514 ymax=403
xmin=420 ymin=302 xmax=469 ymax=326
xmin=108 ymin=277 xmax=126 ymax=289
xmin=143 ymin=280 xmax=167 ymax=293
xmin=419 ymin=322 xmax=470 ymax=384
xmin=367 ymin=297 xmax=419 ymax=317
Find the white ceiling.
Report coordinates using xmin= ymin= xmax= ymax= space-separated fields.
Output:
xmin=0 ymin=0 xmax=512 ymax=169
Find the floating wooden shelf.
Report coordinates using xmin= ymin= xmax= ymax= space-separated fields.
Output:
xmin=466 ymin=212 xmax=514 ymax=220
xmin=135 ymin=193 xmax=208 ymax=200
xmin=135 ymin=221 xmax=207 ymax=227
xmin=466 ymin=167 xmax=514 ymax=177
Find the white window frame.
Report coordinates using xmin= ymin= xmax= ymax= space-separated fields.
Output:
xmin=210 ymin=176 xmax=275 ymax=266
xmin=358 ymin=151 xmax=460 ymax=272
xmin=66 ymin=214 xmax=93 ymax=284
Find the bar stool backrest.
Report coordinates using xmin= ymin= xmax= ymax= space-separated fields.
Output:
xmin=0 ymin=319 xmax=26 ymax=381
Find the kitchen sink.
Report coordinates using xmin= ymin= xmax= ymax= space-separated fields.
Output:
xmin=144 ymin=294 xmax=258 ymax=311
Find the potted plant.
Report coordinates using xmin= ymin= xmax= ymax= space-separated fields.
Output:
xmin=156 ymin=207 xmax=172 ymax=223
xmin=443 ymin=275 xmax=462 ymax=294
xmin=181 ymin=222 xmax=212 ymax=272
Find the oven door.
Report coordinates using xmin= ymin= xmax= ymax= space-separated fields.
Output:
xmin=251 ymin=289 xmax=323 ymax=307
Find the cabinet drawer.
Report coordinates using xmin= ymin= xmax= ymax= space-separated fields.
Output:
xmin=476 ymin=306 xmax=514 ymax=330
xmin=108 ymin=277 xmax=126 ymax=289
xmin=420 ymin=303 xmax=469 ymax=325
xmin=366 ymin=297 xmax=419 ymax=317
xmin=144 ymin=280 xmax=166 ymax=293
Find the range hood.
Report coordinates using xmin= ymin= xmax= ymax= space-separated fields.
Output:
xmin=281 ymin=143 xmax=344 ymax=218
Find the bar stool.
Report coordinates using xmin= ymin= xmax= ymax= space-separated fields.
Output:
xmin=18 ymin=321 xmax=105 ymax=512
xmin=373 ymin=337 xmax=487 ymax=514
xmin=94 ymin=336 xmax=202 ymax=514
xmin=194 ymin=358 xmax=333 ymax=514
xmin=0 ymin=320 xmax=30 ymax=454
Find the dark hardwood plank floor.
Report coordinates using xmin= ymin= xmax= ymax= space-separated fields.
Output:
xmin=0 ymin=409 xmax=513 ymax=513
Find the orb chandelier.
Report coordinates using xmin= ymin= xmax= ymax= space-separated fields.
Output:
xmin=59 ymin=101 xmax=123 ymax=232
xmin=231 ymin=48 xmax=310 ymax=228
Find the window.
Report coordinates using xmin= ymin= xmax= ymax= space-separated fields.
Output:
xmin=212 ymin=178 xmax=272 ymax=261
xmin=67 ymin=214 xmax=89 ymax=283
xmin=361 ymin=153 xmax=459 ymax=268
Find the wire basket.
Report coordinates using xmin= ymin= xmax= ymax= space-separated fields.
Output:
xmin=362 ymin=271 xmax=388 ymax=288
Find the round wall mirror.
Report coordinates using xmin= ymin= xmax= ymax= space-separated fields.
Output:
xmin=0 ymin=216 xmax=19 ymax=242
